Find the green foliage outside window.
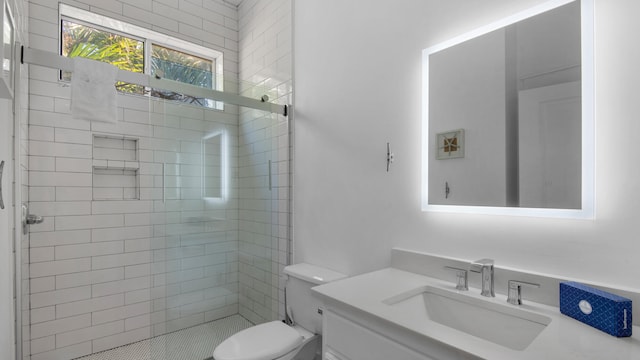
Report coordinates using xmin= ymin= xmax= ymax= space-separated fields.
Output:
xmin=62 ymin=20 xmax=144 ymax=94
xmin=151 ymin=45 xmax=214 ymax=107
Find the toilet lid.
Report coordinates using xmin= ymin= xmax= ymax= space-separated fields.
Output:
xmin=213 ymin=321 xmax=303 ymax=360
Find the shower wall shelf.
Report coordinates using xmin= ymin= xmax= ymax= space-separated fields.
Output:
xmin=184 ymin=216 xmax=226 ymax=223
xmin=19 ymin=45 xmax=288 ymax=115
xmin=92 ymin=135 xmax=140 ymax=201
xmin=92 ymin=160 xmax=140 ymax=171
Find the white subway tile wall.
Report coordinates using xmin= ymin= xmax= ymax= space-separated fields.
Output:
xmin=27 ymin=94 xmax=247 ymax=359
xmin=237 ymin=0 xmax=292 ymax=324
xmin=22 ymin=1 xmax=292 ymax=359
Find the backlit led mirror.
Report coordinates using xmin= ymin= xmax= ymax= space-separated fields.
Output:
xmin=422 ymin=0 xmax=594 ymax=218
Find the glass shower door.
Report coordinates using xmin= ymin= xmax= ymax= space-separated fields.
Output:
xmin=237 ymin=107 xmax=280 ymax=325
xmin=148 ymin=98 xmax=278 ymax=359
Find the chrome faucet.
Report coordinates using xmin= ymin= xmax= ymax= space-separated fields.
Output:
xmin=469 ymin=259 xmax=495 ymax=297
xmin=507 ymin=280 xmax=540 ymax=305
xmin=444 ymin=266 xmax=468 ymax=291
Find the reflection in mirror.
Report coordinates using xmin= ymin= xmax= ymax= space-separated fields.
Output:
xmin=203 ymin=131 xmax=227 ymax=201
xmin=422 ymin=0 xmax=594 ymax=218
xmin=1 ymin=3 xmax=15 ymax=98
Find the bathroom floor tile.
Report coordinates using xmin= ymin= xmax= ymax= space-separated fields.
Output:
xmin=73 ymin=315 xmax=253 ymax=360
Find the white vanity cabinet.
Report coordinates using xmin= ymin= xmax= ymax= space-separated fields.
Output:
xmin=322 ymin=310 xmax=435 ymax=360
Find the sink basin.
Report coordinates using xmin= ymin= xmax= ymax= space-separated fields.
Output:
xmin=383 ymin=286 xmax=551 ymax=351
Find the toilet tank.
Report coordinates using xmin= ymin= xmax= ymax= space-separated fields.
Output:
xmin=283 ymin=263 xmax=347 ymax=334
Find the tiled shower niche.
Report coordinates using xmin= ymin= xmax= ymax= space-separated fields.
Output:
xmin=92 ymin=135 xmax=140 ymax=200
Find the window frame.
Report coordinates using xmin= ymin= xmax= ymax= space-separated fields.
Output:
xmin=59 ymin=4 xmax=224 ymax=109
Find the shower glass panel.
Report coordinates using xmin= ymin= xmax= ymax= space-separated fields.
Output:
xmin=26 ymin=69 xmax=285 ymax=360
xmin=145 ymin=96 xmax=278 ymax=359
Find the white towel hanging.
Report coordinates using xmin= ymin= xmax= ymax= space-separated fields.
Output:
xmin=71 ymin=57 xmax=118 ymax=123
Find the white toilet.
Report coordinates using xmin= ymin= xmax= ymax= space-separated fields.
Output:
xmin=213 ymin=263 xmax=346 ymax=360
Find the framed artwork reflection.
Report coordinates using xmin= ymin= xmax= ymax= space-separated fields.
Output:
xmin=436 ymin=129 xmax=464 ymax=160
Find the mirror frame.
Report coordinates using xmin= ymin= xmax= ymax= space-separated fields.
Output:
xmin=421 ymin=0 xmax=594 ymax=219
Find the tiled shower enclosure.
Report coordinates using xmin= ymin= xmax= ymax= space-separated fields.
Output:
xmin=27 ymin=94 xmax=285 ymax=359
xmin=22 ymin=0 xmax=292 ymax=359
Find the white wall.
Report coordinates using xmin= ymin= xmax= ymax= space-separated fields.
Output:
xmin=516 ymin=1 xmax=581 ymax=84
xmin=293 ymin=0 xmax=640 ymax=291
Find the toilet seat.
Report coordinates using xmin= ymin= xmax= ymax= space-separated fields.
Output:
xmin=213 ymin=321 xmax=303 ymax=360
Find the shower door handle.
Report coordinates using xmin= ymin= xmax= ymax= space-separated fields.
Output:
xmin=0 ymin=160 xmax=4 ymax=210
xmin=268 ymin=160 xmax=272 ymax=191
xmin=26 ymin=214 xmax=44 ymax=225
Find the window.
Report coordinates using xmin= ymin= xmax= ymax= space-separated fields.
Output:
xmin=59 ymin=4 xmax=223 ymax=108
xmin=61 ymin=19 xmax=145 ymax=94
xmin=151 ymin=45 xmax=215 ymax=107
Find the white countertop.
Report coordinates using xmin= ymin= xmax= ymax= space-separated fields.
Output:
xmin=312 ymin=268 xmax=640 ymax=360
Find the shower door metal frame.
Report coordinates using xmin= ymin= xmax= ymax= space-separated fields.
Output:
xmin=19 ymin=45 xmax=288 ymax=116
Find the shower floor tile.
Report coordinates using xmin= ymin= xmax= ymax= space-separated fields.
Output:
xmin=73 ymin=315 xmax=253 ymax=360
